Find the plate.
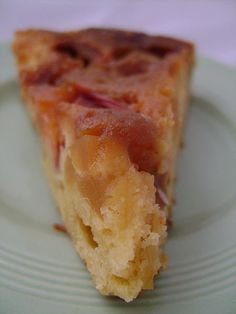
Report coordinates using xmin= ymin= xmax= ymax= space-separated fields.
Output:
xmin=0 ymin=43 xmax=236 ymax=314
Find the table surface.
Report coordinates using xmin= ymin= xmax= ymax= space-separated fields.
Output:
xmin=0 ymin=0 xmax=236 ymax=67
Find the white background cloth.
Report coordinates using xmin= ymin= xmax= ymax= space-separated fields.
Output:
xmin=0 ymin=0 xmax=236 ymax=67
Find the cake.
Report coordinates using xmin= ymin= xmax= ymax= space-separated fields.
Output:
xmin=13 ymin=28 xmax=194 ymax=301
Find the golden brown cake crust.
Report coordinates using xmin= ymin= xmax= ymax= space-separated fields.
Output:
xmin=13 ymin=27 xmax=194 ymax=184
xmin=14 ymin=27 xmax=194 ymax=68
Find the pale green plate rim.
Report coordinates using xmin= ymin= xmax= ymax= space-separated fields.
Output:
xmin=0 ymin=42 xmax=236 ymax=314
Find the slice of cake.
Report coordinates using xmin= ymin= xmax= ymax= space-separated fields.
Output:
xmin=13 ymin=28 xmax=194 ymax=302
